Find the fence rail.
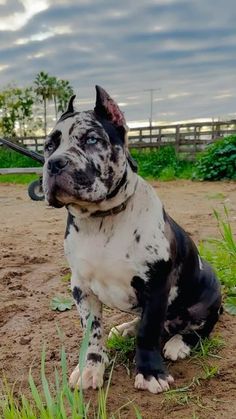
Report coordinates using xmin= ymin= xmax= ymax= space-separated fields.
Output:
xmin=2 ymin=119 xmax=236 ymax=159
xmin=0 ymin=167 xmax=42 ymax=175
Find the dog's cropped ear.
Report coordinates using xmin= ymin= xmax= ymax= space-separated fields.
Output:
xmin=65 ymin=94 xmax=76 ymax=114
xmin=94 ymin=85 xmax=126 ymax=127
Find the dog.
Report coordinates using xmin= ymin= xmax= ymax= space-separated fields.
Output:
xmin=43 ymin=86 xmax=221 ymax=394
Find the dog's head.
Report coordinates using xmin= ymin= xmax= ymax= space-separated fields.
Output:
xmin=43 ymin=86 xmax=137 ymax=208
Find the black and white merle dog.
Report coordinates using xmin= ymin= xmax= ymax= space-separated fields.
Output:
xmin=43 ymin=86 xmax=221 ymax=394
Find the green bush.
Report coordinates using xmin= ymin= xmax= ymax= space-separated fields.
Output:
xmin=131 ymin=146 xmax=193 ymax=180
xmin=0 ymin=147 xmax=41 ymax=168
xmin=193 ymin=135 xmax=236 ymax=180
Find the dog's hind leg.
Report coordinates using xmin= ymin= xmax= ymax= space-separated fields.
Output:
xmin=163 ymin=299 xmax=222 ymax=361
xmin=108 ymin=317 xmax=140 ymax=339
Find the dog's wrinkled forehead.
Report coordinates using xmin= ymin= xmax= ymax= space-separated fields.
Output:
xmin=55 ymin=110 xmax=104 ymax=140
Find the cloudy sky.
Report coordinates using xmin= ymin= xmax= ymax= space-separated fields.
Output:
xmin=0 ymin=0 xmax=236 ymax=123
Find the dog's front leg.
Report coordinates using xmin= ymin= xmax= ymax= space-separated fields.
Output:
xmin=69 ymin=284 xmax=108 ymax=390
xmin=134 ymin=263 xmax=174 ymax=394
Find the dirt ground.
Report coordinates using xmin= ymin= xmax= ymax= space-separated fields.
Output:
xmin=0 ymin=180 xmax=236 ymax=419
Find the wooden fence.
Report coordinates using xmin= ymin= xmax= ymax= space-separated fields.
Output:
xmin=128 ymin=120 xmax=236 ymax=158
xmin=3 ymin=119 xmax=236 ymax=159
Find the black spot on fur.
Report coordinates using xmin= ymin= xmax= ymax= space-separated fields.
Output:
xmin=92 ymin=317 xmax=100 ymax=329
xmin=93 ymin=331 xmax=102 ymax=339
xmin=87 ymin=353 xmax=102 ymax=363
xmin=106 ymin=169 xmax=127 ymax=200
xmin=65 ymin=213 xmax=79 ymax=238
xmin=96 ymin=116 xmax=125 ymax=148
xmin=72 ymin=286 xmax=82 ymax=304
xmin=69 ymin=122 xmax=76 ymax=135
xmin=133 ymin=229 xmax=140 ymax=243
xmin=126 ymin=253 xmax=130 ymax=259
xmin=74 ymin=163 xmax=96 ymax=188
xmin=99 ymin=219 xmax=104 ymax=231
xmin=131 ymin=276 xmax=146 ymax=308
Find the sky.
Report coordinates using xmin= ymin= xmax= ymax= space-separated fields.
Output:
xmin=0 ymin=0 xmax=236 ymax=124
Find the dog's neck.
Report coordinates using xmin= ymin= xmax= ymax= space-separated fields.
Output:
xmin=67 ymin=165 xmax=138 ymax=220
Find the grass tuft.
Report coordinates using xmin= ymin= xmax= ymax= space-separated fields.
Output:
xmin=199 ymin=206 xmax=236 ymax=314
xmin=191 ymin=335 xmax=225 ymax=359
xmin=107 ymin=333 xmax=136 ymax=366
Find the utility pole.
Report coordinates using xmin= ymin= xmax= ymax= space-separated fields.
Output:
xmin=144 ymin=88 xmax=161 ymax=140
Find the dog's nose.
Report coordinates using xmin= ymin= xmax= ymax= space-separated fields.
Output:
xmin=47 ymin=157 xmax=69 ymax=175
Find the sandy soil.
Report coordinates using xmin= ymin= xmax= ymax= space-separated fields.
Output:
xmin=0 ymin=180 xmax=236 ymax=418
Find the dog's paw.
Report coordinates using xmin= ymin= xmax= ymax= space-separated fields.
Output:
xmin=163 ymin=334 xmax=191 ymax=361
xmin=134 ymin=373 xmax=174 ymax=394
xmin=108 ymin=318 xmax=139 ymax=340
xmin=69 ymin=360 xmax=105 ymax=390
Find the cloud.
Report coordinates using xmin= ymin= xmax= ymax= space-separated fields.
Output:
xmin=0 ymin=0 xmax=235 ymax=122
xmin=0 ymin=0 xmax=49 ymax=31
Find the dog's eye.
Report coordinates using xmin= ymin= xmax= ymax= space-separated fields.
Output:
xmin=86 ymin=137 xmax=97 ymax=145
xmin=45 ymin=143 xmax=54 ymax=152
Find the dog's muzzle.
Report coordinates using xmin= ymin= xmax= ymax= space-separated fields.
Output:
xmin=47 ymin=157 xmax=69 ymax=175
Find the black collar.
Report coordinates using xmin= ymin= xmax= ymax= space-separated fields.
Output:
xmin=90 ymin=195 xmax=131 ymax=218
xmin=90 ymin=179 xmax=138 ymax=218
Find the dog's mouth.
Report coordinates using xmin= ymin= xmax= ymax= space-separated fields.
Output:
xmin=44 ymin=172 xmax=106 ymax=208
xmin=45 ymin=178 xmax=68 ymax=208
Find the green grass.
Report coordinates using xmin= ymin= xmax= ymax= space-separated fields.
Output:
xmin=130 ymin=147 xmax=194 ymax=180
xmin=199 ymin=207 xmax=236 ymax=314
xmin=60 ymin=273 xmax=71 ymax=283
xmin=106 ymin=333 xmax=136 ymax=367
xmin=0 ymin=322 xmax=141 ymax=419
xmin=0 ymin=173 xmax=39 ymax=184
xmin=0 ymin=148 xmax=42 ymax=168
xmin=191 ymin=335 xmax=225 ymax=359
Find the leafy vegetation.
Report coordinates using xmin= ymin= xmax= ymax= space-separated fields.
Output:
xmin=131 ymin=146 xmax=194 ymax=180
xmin=191 ymin=335 xmax=225 ymax=359
xmin=199 ymin=207 xmax=236 ymax=314
xmin=34 ymin=71 xmax=73 ymax=136
xmin=193 ymin=135 xmax=236 ymax=180
xmin=0 ymin=86 xmax=36 ymax=137
xmin=51 ymin=296 xmax=74 ymax=312
xmin=0 ymin=72 xmax=74 ymax=137
xmin=0 ymin=148 xmax=41 ymax=168
xmin=0 ymin=326 xmax=141 ymax=419
xmin=107 ymin=333 xmax=136 ymax=367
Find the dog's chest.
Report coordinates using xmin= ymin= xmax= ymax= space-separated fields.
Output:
xmin=65 ymin=224 xmax=145 ymax=311
xmin=65 ymin=181 xmax=170 ymax=312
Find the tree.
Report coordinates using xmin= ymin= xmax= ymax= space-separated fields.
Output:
xmin=34 ymin=72 xmax=74 ymax=135
xmin=56 ymin=79 xmax=74 ymax=114
xmin=34 ymin=71 xmax=54 ymax=136
xmin=14 ymin=87 xmax=34 ymax=136
xmin=0 ymin=86 xmax=37 ymax=137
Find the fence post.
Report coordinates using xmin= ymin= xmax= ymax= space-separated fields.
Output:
xmin=176 ymin=125 xmax=180 ymax=153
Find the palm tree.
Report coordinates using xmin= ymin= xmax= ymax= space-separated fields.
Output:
xmin=34 ymin=72 xmax=54 ymax=136
xmin=57 ymin=79 xmax=74 ymax=114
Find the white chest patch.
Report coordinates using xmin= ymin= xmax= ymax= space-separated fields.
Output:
xmin=64 ymin=177 xmax=170 ymax=313
xmin=168 ymin=285 xmax=178 ymax=305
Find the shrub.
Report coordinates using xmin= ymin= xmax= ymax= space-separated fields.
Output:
xmin=0 ymin=147 xmax=41 ymax=168
xmin=193 ymin=135 xmax=236 ymax=180
xmin=131 ymin=146 xmax=193 ymax=180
